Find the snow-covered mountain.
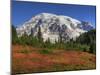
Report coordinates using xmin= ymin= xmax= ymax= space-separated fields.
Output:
xmin=16 ymin=13 xmax=94 ymax=43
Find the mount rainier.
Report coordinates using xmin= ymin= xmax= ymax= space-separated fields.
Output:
xmin=16 ymin=13 xmax=94 ymax=43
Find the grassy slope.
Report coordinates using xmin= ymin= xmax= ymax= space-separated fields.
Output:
xmin=12 ymin=45 xmax=96 ymax=74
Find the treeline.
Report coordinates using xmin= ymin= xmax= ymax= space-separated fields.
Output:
xmin=12 ymin=25 xmax=96 ymax=54
xmin=76 ymin=29 xmax=96 ymax=54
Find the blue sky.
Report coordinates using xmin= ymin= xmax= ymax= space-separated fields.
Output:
xmin=12 ymin=1 xmax=96 ymax=28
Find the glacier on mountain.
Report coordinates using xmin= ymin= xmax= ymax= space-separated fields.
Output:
xmin=16 ymin=13 xmax=94 ymax=43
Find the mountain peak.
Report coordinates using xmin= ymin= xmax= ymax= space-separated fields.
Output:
xmin=40 ymin=12 xmax=56 ymax=15
xmin=16 ymin=13 xmax=94 ymax=43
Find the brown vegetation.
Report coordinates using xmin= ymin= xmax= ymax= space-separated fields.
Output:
xmin=12 ymin=45 xmax=96 ymax=74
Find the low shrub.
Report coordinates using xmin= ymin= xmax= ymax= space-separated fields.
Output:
xmin=39 ymin=49 xmax=53 ymax=54
xmin=18 ymin=49 xmax=31 ymax=54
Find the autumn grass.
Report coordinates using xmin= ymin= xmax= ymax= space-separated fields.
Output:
xmin=12 ymin=45 xmax=96 ymax=75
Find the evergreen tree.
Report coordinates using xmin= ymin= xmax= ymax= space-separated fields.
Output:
xmin=30 ymin=28 xmax=33 ymax=37
xmin=76 ymin=29 xmax=96 ymax=45
xmin=89 ymin=42 xmax=96 ymax=54
xmin=37 ymin=26 xmax=43 ymax=42
xmin=76 ymin=29 xmax=96 ymax=53
xmin=12 ymin=25 xmax=18 ymax=44
xmin=12 ymin=25 xmax=17 ymax=38
xmin=58 ymin=31 xmax=63 ymax=43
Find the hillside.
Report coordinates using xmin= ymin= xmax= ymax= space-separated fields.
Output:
xmin=12 ymin=45 xmax=96 ymax=74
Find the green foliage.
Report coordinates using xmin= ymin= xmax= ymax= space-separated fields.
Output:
xmin=37 ymin=26 xmax=43 ymax=42
xmin=76 ymin=29 xmax=96 ymax=54
xmin=79 ymin=45 xmax=89 ymax=52
xmin=12 ymin=24 xmax=96 ymax=54
xmin=39 ymin=49 xmax=52 ymax=54
xmin=12 ymin=25 xmax=18 ymax=44
xmin=12 ymin=25 xmax=17 ymax=38
xmin=18 ymin=49 xmax=31 ymax=54
xmin=76 ymin=29 xmax=96 ymax=45
xmin=89 ymin=43 xmax=96 ymax=54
